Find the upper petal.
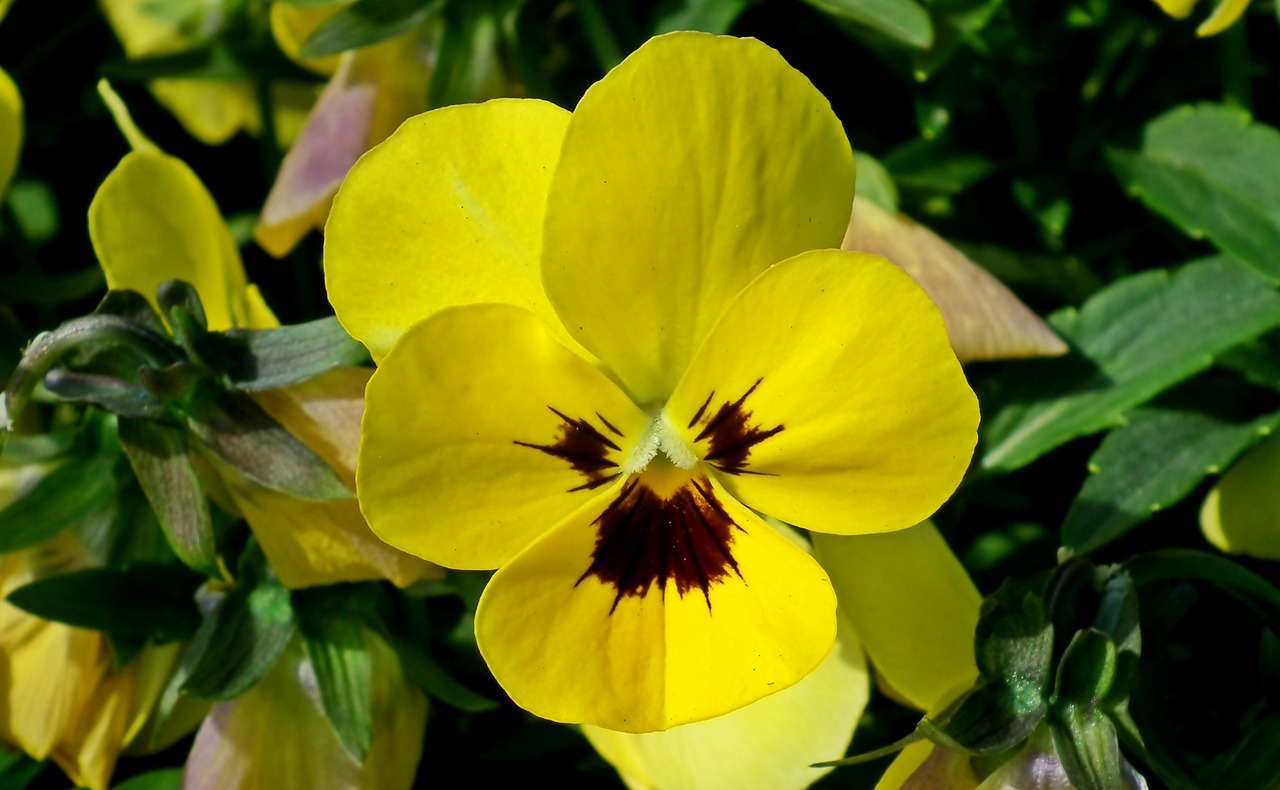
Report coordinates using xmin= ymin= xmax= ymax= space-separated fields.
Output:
xmin=666 ymin=249 xmax=979 ymax=535
xmin=358 ymin=304 xmax=649 ymax=569
xmin=475 ymin=469 xmax=837 ymax=732
xmin=541 ymin=32 xmax=855 ymax=404
xmin=325 ymin=99 xmax=574 ymax=361
xmin=88 ymin=150 xmax=276 ymax=330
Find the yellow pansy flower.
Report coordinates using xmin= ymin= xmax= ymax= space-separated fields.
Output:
xmin=1151 ymin=0 xmax=1251 ymax=36
xmin=87 ymin=115 xmax=437 ymax=588
xmin=0 ymin=65 xmax=20 ymax=197
xmin=0 ymin=469 xmax=183 ymax=790
xmin=327 ymin=31 xmax=978 ymax=732
xmin=99 ymin=0 xmax=314 ymax=145
xmin=254 ymin=2 xmax=447 ymax=257
xmin=181 ymin=630 xmax=426 ymax=790
xmin=1201 ymin=433 xmax=1280 ymax=559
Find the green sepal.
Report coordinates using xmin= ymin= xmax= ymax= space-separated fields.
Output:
xmin=299 ymin=608 xmax=374 ymax=761
xmin=976 ymin=580 xmax=1056 ymax=691
xmin=0 ymin=450 xmax=120 ymax=554
xmin=182 ymin=381 xmax=351 ymax=501
xmin=118 ymin=418 xmax=220 ymax=578
xmin=298 ymin=0 xmax=440 ymax=58
xmin=195 ymin=316 xmax=368 ymax=392
xmin=181 ymin=566 xmax=296 ymax=700
xmin=94 ymin=289 xmax=166 ymax=336
xmin=156 ymin=280 xmax=209 ymax=359
xmin=42 ymin=369 xmax=169 ymax=420
xmin=921 ymin=682 xmax=1047 ymax=755
xmin=1049 ymin=632 xmax=1126 ymax=790
xmin=5 ymin=565 xmax=201 ymax=642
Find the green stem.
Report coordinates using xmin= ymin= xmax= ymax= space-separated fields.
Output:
xmin=1220 ymin=19 xmax=1252 ymax=110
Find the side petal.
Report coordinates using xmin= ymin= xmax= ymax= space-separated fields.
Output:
xmin=843 ymin=200 xmax=1067 ymax=362
xmin=183 ymin=632 xmax=426 ymax=790
xmin=812 ymin=523 xmax=981 ymax=711
xmin=541 ymin=31 xmax=855 ymax=404
xmin=0 ymin=66 xmax=20 ymax=196
xmin=475 ymin=471 xmax=837 ymax=732
xmin=1197 ymin=0 xmax=1251 ymax=34
xmin=360 ymin=304 xmax=649 ymax=569
xmin=325 ymin=99 xmax=573 ymax=361
xmin=666 ymin=249 xmax=979 ymax=536
xmin=1201 ymin=434 xmax=1280 ymax=559
xmin=88 ymin=150 xmax=275 ymax=330
xmin=584 ymin=612 xmax=867 ymax=790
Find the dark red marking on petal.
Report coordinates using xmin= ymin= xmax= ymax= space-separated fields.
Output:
xmin=514 ymin=407 xmax=622 ymax=491
xmin=577 ymin=475 xmax=745 ymax=613
xmin=690 ymin=379 xmax=784 ymax=475
xmin=596 ymin=413 xmax=624 ymax=437
xmin=687 ymin=392 xmax=714 ymax=429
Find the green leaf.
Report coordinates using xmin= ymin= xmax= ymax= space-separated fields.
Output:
xmin=0 ymin=451 xmax=119 ymax=553
xmin=651 ymin=0 xmax=750 ymax=34
xmin=196 ymin=317 xmax=368 ymax=392
xmin=182 ymin=577 xmax=296 ymax=700
xmin=1110 ymin=104 xmax=1280 ymax=281
xmin=803 ymin=0 xmax=933 ymax=48
xmin=118 ymin=418 xmax=219 ymax=578
xmin=300 ymin=613 xmax=373 ymax=761
xmin=428 ymin=0 xmax=504 ymax=108
xmin=299 ymin=0 xmax=438 ymax=58
xmin=1062 ymin=381 xmax=1280 ymax=554
xmin=883 ymin=137 xmax=997 ymax=197
xmin=981 ymin=257 xmax=1280 ymax=474
xmin=853 ymin=150 xmax=899 ymax=213
xmin=389 ymin=634 xmax=499 ymax=713
xmin=6 ymin=565 xmax=201 ymax=642
xmin=183 ymin=382 xmax=351 ymax=502
xmin=0 ymin=744 xmax=43 ymax=790
xmin=1207 ymin=716 xmax=1280 ymax=790
xmin=1125 ymin=549 xmax=1280 ymax=633
xmin=112 ymin=768 xmax=183 ymax=790
xmin=910 ymin=0 xmax=1005 ymax=80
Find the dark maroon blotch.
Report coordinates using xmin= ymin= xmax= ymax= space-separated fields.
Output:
xmin=514 ymin=407 xmax=622 ymax=491
xmin=577 ymin=476 xmax=745 ymax=613
xmin=690 ymin=379 xmax=784 ymax=475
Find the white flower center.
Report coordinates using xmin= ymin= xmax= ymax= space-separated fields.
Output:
xmin=621 ymin=410 xmax=698 ymax=475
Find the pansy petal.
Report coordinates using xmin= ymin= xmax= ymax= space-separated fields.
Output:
xmin=256 ymin=54 xmax=374 ymax=258
xmin=541 ymin=31 xmax=855 ymax=403
xmin=877 ymin=743 xmax=978 ymax=790
xmin=812 ymin=524 xmax=980 ymax=711
xmin=88 ymin=151 xmax=276 ymax=330
xmin=1197 ymin=0 xmax=1251 ymax=34
xmin=0 ymin=66 xmax=21 ymax=196
xmin=475 ymin=471 xmax=836 ymax=731
xmin=843 ymin=200 xmax=1067 ymax=363
xmin=1201 ymin=434 xmax=1280 ymax=559
xmin=325 ymin=99 xmax=572 ymax=361
xmin=584 ymin=612 xmax=867 ymax=790
xmin=359 ymin=304 xmax=649 ymax=569
xmin=184 ymin=632 xmax=426 ymax=790
xmin=666 ymin=249 xmax=978 ymax=535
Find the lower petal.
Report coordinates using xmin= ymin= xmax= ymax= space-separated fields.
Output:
xmin=475 ymin=469 xmax=836 ymax=732
xmin=812 ymin=523 xmax=981 ymax=711
xmin=584 ymin=611 xmax=867 ymax=790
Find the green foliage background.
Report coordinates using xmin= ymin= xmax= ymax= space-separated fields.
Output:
xmin=3 ymin=0 xmax=1280 ymax=786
